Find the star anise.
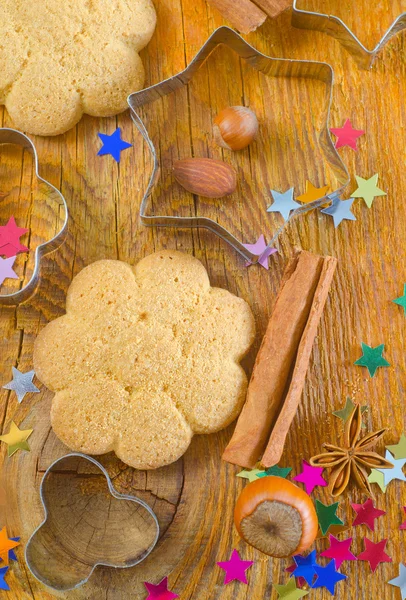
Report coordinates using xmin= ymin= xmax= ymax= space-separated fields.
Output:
xmin=310 ymin=404 xmax=393 ymax=497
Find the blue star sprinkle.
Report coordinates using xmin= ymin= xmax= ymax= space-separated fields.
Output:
xmin=291 ymin=550 xmax=319 ymax=586
xmin=97 ymin=128 xmax=132 ymax=162
xmin=321 ymin=195 xmax=356 ymax=228
xmin=9 ymin=537 xmax=20 ymax=562
xmin=311 ymin=560 xmax=347 ymax=595
xmin=267 ymin=188 xmax=300 ymax=221
xmin=0 ymin=567 xmax=9 ymax=591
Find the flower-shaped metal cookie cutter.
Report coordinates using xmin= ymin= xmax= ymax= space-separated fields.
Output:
xmin=0 ymin=128 xmax=68 ymax=306
xmin=292 ymin=0 xmax=406 ymax=69
xmin=25 ymin=453 xmax=160 ymax=591
xmin=128 ymin=26 xmax=349 ymax=265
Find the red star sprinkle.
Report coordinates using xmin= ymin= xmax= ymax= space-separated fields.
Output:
xmin=143 ymin=576 xmax=178 ymax=600
xmin=330 ymin=119 xmax=365 ymax=150
xmin=351 ymin=498 xmax=386 ymax=531
xmin=320 ymin=535 xmax=357 ymax=569
xmin=400 ymin=507 xmax=406 ymax=530
xmin=217 ymin=549 xmax=254 ymax=585
xmin=357 ymin=538 xmax=392 ymax=572
xmin=0 ymin=217 xmax=29 ymax=257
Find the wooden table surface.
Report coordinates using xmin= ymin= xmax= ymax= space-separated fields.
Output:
xmin=0 ymin=0 xmax=405 ymax=598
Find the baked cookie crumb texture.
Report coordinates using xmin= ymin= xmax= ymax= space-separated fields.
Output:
xmin=0 ymin=0 xmax=156 ymax=135
xmin=33 ymin=250 xmax=256 ymax=469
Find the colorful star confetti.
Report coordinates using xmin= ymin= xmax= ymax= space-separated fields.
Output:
xmin=351 ymin=498 xmax=386 ymax=531
xmin=237 ymin=469 xmax=264 ymax=482
xmin=285 ymin=563 xmax=306 ymax=588
xmin=0 ymin=256 xmax=18 ymax=286
xmin=321 ymin=196 xmax=356 ymax=228
xmin=0 ymin=421 xmax=33 ymax=457
xmin=0 ymin=567 xmax=9 ymax=591
xmin=350 ymin=174 xmax=386 ymax=208
xmin=315 ymin=500 xmax=344 ymax=536
xmin=320 ymin=535 xmax=357 ymax=569
xmin=257 ymin=465 xmax=292 ymax=479
xmin=0 ymin=527 xmax=19 ymax=566
xmin=332 ymin=397 xmax=367 ymax=422
xmin=97 ymin=127 xmax=132 ymax=162
xmin=274 ymin=577 xmax=309 ymax=599
xmin=387 ymin=433 xmax=406 ymax=460
xmin=393 ymin=285 xmax=406 ymax=315
xmin=144 ymin=576 xmax=178 ymax=600
xmin=293 ymin=461 xmax=327 ymax=495
xmin=316 ymin=524 xmax=350 ymax=539
xmin=330 ymin=119 xmax=364 ymax=150
xmin=354 ymin=342 xmax=390 ymax=377
xmin=290 ymin=551 xmax=318 ymax=585
xmin=389 ymin=564 xmax=406 ymax=600
xmin=376 ymin=450 xmax=405 ymax=486
xmin=243 ymin=235 xmax=277 ymax=270
xmin=267 ymin=188 xmax=300 ymax=221
xmin=217 ymin=549 xmax=253 ymax=585
xmin=2 ymin=367 xmax=40 ymax=403
xmin=0 ymin=217 xmax=29 ymax=258
xmin=8 ymin=537 xmax=20 ymax=562
xmin=296 ymin=181 xmax=330 ymax=204
xmin=311 ymin=560 xmax=347 ymax=595
xmin=368 ymin=469 xmax=388 ymax=493
xmin=357 ymin=538 xmax=392 ymax=572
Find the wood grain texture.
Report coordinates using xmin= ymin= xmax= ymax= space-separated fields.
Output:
xmin=0 ymin=1 xmax=405 ymax=599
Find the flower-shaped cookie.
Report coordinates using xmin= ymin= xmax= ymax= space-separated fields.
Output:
xmin=0 ymin=0 xmax=156 ymax=135
xmin=34 ymin=250 xmax=255 ymax=469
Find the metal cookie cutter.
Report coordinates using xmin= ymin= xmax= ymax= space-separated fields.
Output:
xmin=0 ymin=128 xmax=68 ymax=306
xmin=25 ymin=453 xmax=160 ymax=591
xmin=292 ymin=0 xmax=406 ymax=69
xmin=128 ymin=26 xmax=349 ymax=265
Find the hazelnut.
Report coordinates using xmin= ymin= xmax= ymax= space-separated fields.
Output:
xmin=213 ymin=106 xmax=258 ymax=151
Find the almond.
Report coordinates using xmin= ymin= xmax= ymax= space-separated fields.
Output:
xmin=173 ymin=158 xmax=237 ymax=198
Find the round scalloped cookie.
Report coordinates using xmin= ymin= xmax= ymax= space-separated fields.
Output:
xmin=34 ymin=250 xmax=256 ymax=469
xmin=1 ymin=0 xmax=156 ymax=135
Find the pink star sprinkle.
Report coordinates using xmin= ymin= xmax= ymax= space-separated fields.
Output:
xmin=320 ymin=535 xmax=357 ymax=569
xmin=357 ymin=539 xmax=392 ymax=573
xmin=243 ymin=235 xmax=277 ymax=270
xmin=351 ymin=498 xmax=386 ymax=531
xmin=292 ymin=461 xmax=327 ymax=495
xmin=0 ymin=256 xmax=18 ymax=286
xmin=0 ymin=217 xmax=28 ymax=254
xmin=217 ymin=549 xmax=254 ymax=585
xmin=143 ymin=576 xmax=178 ymax=600
xmin=330 ymin=119 xmax=365 ymax=150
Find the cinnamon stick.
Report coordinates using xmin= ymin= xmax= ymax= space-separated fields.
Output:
xmin=222 ymin=250 xmax=337 ymax=469
xmin=252 ymin=0 xmax=292 ymax=18
xmin=206 ymin=0 xmax=267 ymax=34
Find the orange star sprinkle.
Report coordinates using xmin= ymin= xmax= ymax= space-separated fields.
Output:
xmin=0 ymin=527 xmax=19 ymax=566
xmin=296 ymin=181 xmax=330 ymax=204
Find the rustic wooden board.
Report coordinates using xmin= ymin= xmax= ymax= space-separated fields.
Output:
xmin=0 ymin=1 xmax=405 ymax=599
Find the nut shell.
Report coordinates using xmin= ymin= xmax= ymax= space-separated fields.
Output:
xmin=173 ymin=158 xmax=237 ymax=199
xmin=213 ymin=106 xmax=258 ymax=151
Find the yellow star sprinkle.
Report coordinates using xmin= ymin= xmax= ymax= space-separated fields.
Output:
xmin=0 ymin=421 xmax=33 ymax=456
xmin=296 ymin=181 xmax=330 ymax=204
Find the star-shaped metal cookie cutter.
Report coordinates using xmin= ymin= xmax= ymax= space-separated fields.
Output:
xmin=0 ymin=128 xmax=68 ymax=306
xmin=292 ymin=0 xmax=406 ymax=69
xmin=128 ymin=26 xmax=349 ymax=265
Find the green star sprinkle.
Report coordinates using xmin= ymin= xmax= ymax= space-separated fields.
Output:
xmin=350 ymin=173 xmax=386 ymax=208
xmin=257 ymin=465 xmax=292 ymax=479
xmin=354 ymin=342 xmax=390 ymax=377
xmin=368 ymin=469 xmax=388 ymax=493
xmin=386 ymin=433 xmax=406 ymax=460
xmin=332 ymin=397 xmax=368 ymax=422
xmin=393 ymin=284 xmax=406 ymax=315
xmin=315 ymin=500 xmax=344 ymax=535
xmin=237 ymin=468 xmax=264 ymax=482
xmin=274 ymin=578 xmax=309 ymax=599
